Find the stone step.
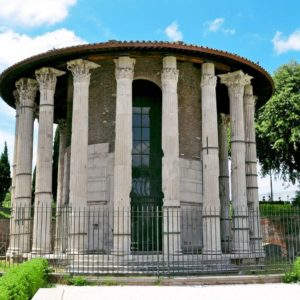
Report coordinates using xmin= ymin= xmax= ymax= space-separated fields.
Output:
xmin=67 ymin=260 xmax=239 ymax=275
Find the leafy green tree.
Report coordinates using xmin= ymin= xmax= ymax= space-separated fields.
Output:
xmin=0 ymin=142 xmax=11 ymax=205
xmin=256 ymin=61 xmax=300 ymax=184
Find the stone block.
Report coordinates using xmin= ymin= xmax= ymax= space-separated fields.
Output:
xmin=88 ymin=144 xmax=95 ymax=155
xmin=94 ymin=143 xmax=109 ymax=154
xmin=190 ymin=159 xmax=201 ymax=171
xmin=180 ymin=191 xmax=201 ymax=203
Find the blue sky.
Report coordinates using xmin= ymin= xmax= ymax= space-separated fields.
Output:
xmin=0 ymin=0 xmax=299 ymax=196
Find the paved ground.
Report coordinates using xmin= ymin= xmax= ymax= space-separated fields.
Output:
xmin=33 ymin=283 xmax=300 ymax=300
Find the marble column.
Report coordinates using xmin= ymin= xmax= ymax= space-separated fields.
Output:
xmin=32 ymin=67 xmax=65 ymax=254
xmin=10 ymin=91 xmax=20 ymax=207
xmin=67 ymin=59 xmax=99 ymax=253
xmin=161 ymin=56 xmax=181 ymax=255
xmin=13 ymin=78 xmax=38 ymax=254
xmin=113 ymin=56 xmax=135 ymax=255
xmin=6 ymin=91 xmax=20 ymax=256
xmin=200 ymin=63 xmax=221 ymax=255
xmin=54 ymin=121 xmax=67 ymax=253
xmin=219 ymin=70 xmax=252 ymax=254
xmin=218 ymin=113 xmax=231 ymax=253
xmin=244 ymin=84 xmax=263 ymax=255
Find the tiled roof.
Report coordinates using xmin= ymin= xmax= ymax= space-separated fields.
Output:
xmin=0 ymin=40 xmax=274 ymax=108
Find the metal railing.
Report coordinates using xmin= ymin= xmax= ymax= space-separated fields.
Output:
xmin=0 ymin=204 xmax=299 ymax=276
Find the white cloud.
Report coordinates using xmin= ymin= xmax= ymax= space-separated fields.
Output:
xmin=208 ymin=18 xmax=224 ymax=32
xmin=0 ymin=28 xmax=86 ymax=72
xmin=164 ymin=22 xmax=183 ymax=41
xmin=272 ymin=30 xmax=300 ymax=54
xmin=205 ymin=18 xmax=236 ymax=35
xmin=222 ymin=28 xmax=236 ymax=35
xmin=0 ymin=0 xmax=76 ymax=27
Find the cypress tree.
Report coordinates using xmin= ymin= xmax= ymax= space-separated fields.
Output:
xmin=0 ymin=142 xmax=11 ymax=205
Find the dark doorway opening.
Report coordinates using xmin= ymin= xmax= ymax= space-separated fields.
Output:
xmin=131 ymin=80 xmax=163 ymax=252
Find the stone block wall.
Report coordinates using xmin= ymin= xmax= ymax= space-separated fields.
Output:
xmin=87 ymin=57 xmax=202 ymax=159
xmin=179 ymin=158 xmax=203 ymax=251
xmin=87 ymin=143 xmax=114 ymax=252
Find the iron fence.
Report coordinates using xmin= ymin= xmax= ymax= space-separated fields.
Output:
xmin=0 ymin=204 xmax=299 ymax=276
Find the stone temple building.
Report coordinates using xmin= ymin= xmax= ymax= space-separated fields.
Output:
xmin=0 ymin=41 xmax=273 ymax=270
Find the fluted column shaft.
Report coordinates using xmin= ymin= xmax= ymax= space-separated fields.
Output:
xmin=56 ymin=121 xmax=67 ymax=208
xmin=13 ymin=78 xmax=38 ymax=253
xmin=67 ymin=59 xmax=99 ymax=254
xmin=11 ymin=92 xmax=20 ymax=208
xmin=113 ymin=56 xmax=135 ymax=255
xmin=244 ymin=84 xmax=263 ymax=254
xmin=161 ymin=56 xmax=181 ymax=254
xmin=7 ymin=92 xmax=20 ymax=256
xmin=219 ymin=70 xmax=252 ymax=253
xmin=218 ymin=113 xmax=231 ymax=252
xmin=32 ymin=67 xmax=65 ymax=254
xmin=201 ymin=63 xmax=221 ymax=255
xmin=55 ymin=121 xmax=67 ymax=253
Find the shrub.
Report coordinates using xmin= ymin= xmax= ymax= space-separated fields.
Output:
xmin=62 ymin=275 xmax=87 ymax=286
xmin=283 ymin=257 xmax=300 ymax=283
xmin=0 ymin=258 xmax=49 ymax=300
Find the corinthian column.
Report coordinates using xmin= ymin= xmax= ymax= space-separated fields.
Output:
xmin=6 ymin=91 xmax=20 ymax=256
xmin=55 ymin=121 xmax=67 ymax=253
xmin=218 ymin=113 xmax=231 ymax=253
xmin=32 ymin=67 xmax=65 ymax=254
xmin=219 ymin=70 xmax=252 ymax=254
xmin=67 ymin=59 xmax=99 ymax=254
xmin=161 ymin=56 xmax=181 ymax=254
xmin=11 ymin=91 xmax=20 ymax=208
xmin=13 ymin=78 xmax=38 ymax=253
xmin=200 ymin=63 xmax=221 ymax=255
xmin=244 ymin=84 xmax=263 ymax=255
xmin=113 ymin=56 xmax=135 ymax=255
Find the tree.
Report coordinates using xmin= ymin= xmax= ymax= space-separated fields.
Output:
xmin=256 ymin=61 xmax=300 ymax=184
xmin=0 ymin=142 xmax=11 ymax=205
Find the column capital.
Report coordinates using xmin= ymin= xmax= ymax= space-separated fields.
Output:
xmin=218 ymin=70 xmax=253 ymax=88
xmin=67 ymin=59 xmax=100 ymax=83
xmin=162 ymin=56 xmax=178 ymax=82
xmin=201 ymin=74 xmax=217 ymax=88
xmin=15 ymin=78 xmax=38 ymax=107
xmin=244 ymin=84 xmax=257 ymax=106
xmin=201 ymin=62 xmax=217 ymax=88
xmin=114 ymin=57 xmax=135 ymax=80
xmin=13 ymin=89 xmax=20 ymax=116
xmin=35 ymin=67 xmax=65 ymax=91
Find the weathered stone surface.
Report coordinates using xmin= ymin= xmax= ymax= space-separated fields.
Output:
xmin=11 ymin=78 xmax=38 ymax=254
xmin=218 ymin=113 xmax=231 ymax=253
xmin=201 ymin=63 xmax=221 ymax=255
xmin=219 ymin=70 xmax=252 ymax=254
xmin=113 ymin=56 xmax=135 ymax=255
xmin=68 ymin=59 xmax=100 ymax=254
xmin=244 ymin=84 xmax=263 ymax=254
xmin=33 ymin=67 xmax=65 ymax=254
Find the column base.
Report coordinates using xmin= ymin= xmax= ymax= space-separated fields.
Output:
xmin=31 ymin=248 xmax=52 ymax=255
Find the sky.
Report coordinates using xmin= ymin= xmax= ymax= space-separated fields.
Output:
xmin=0 ymin=0 xmax=299 ymax=197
